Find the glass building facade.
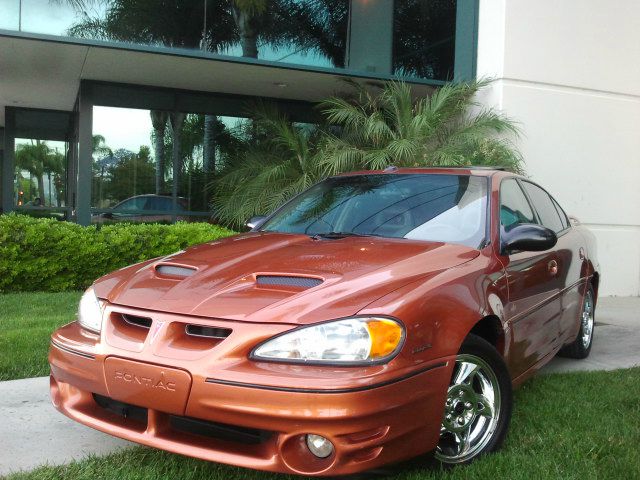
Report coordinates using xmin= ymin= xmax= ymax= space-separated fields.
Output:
xmin=0 ymin=0 xmax=478 ymax=225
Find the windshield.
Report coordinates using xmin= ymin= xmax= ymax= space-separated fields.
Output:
xmin=261 ymin=174 xmax=488 ymax=248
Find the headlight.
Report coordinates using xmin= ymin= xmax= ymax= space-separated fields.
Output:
xmin=251 ymin=317 xmax=404 ymax=364
xmin=78 ymin=288 xmax=103 ymax=333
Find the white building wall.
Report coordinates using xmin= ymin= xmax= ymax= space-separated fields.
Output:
xmin=477 ymin=0 xmax=640 ymax=296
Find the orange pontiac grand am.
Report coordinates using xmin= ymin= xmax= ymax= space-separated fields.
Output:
xmin=49 ymin=167 xmax=599 ymax=476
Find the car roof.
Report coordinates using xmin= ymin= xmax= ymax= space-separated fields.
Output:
xmin=121 ymin=194 xmax=188 ymax=200
xmin=336 ymin=166 xmax=516 ymax=178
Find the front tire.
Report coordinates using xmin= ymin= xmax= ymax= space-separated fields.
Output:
xmin=434 ymin=334 xmax=512 ymax=465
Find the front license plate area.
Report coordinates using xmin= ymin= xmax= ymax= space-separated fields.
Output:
xmin=104 ymin=357 xmax=192 ymax=415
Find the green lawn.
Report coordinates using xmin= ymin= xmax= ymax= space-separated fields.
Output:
xmin=0 ymin=291 xmax=82 ymax=381
xmin=6 ymin=368 xmax=640 ymax=480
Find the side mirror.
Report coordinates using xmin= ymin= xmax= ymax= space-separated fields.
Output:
xmin=501 ymin=224 xmax=557 ymax=255
xmin=102 ymin=212 xmax=114 ymax=219
xmin=246 ymin=215 xmax=267 ymax=230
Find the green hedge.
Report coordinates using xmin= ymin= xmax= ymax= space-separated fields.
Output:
xmin=0 ymin=214 xmax=236 ymax=293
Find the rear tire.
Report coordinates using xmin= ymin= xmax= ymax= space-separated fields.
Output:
xmin=559 ymin=287 xmax=595 ymax=359
xmin=434 ymin=334 xmax=512 ymax=466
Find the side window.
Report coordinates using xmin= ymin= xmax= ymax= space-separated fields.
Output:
xmin=114 ymin=197 xmax=146 ymax=212
xmin=145 ymin=196 xmax=173 ymax=211
xmin=500 ymin=179 xmax=536 ymax=231
xmin=521 ymin=182 xmax=566 ymax=233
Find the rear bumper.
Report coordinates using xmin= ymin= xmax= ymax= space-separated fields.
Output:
xmin=50 ymin=326 xmax=453 ymax=476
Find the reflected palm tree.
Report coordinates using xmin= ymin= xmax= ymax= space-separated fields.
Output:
xmin=150 ymin=111 xmax=169 ymax=193
xmin=15 ymin=140 xmax=66 ymax=206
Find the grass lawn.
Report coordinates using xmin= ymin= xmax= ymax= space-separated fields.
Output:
xmin=0 ymin=291 xmax=82 ymax=381
xmin=6 ymin=368 xmax=640 ymax=480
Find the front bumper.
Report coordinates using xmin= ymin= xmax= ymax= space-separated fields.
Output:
xmin=49 ymin=315 xmax=453 ymax=476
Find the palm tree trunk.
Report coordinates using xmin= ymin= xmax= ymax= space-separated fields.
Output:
xmin=232 ymin=5 xmax=259 ymax=58
xmin=170 ymin=112 xmax=186 ymax=193
xmin=150 ymin=110 xmax=169 ymax=194
xmin=37 ymin=175 xmax=45 ymax=204
xmin=203 ymin=115 xmax=217 ymax=173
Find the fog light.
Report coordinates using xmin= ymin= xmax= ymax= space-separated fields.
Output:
xmin=306 ymin=434 xmax=334 ymax=458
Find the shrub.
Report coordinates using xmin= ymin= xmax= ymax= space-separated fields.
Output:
xmin=0 ymin=214 xmax=236 ymax=293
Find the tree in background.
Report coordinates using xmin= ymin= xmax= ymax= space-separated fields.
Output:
xmin=393 ymin=0 xmax=457 ymax=80
xmin=15 ymin=140 xmax=66 ymax=206
xmin=150 ymin=111 xmax=169 ymax=194
xmin=103 ymin=146 xmax=156 ymax=203
xmin=213 ymin=104 xmax=324 ymax=226
xmin=64 ymin=0 xmax=350 ymax=193
xmin=64 ymin=0 xmax=236 ymax=191
xmin=213 ymin=80 xmax=522 ymax=227
xmin=319 ymin=80 xmax=522 ymax=175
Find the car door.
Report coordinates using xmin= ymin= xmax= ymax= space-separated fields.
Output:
xmin=520 ymin=181 xmax=584 ymax=343
xmin=144 ymin=195 xmax=174 ymax=222
xmin=499 ymin=178 xmax=562 ymax=379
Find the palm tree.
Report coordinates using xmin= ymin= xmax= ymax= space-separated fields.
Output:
xmin=213 ymin=80 xmax=523 ymax=227
xmin=319 ymin=79 xmax=522 ymax=174
xmin=213 ymin=104 xmax=324 ymax=227
xmin=92 ymin=134 xmax=112 ymax=158
xmin=15 ymin=141 xmax=52 ymax=202
xmin=150 ymin=111 xmax=169 ymax=193
xmin=43 ymin=150 xmax=66 ymax=206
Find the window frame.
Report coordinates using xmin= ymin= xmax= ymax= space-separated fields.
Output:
xmin=518 ymin=179 xmax=572 ymax=237
xmin=498 ymin=177 xmax=538 ymax=230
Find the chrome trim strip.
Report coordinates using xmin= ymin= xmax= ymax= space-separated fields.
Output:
xmin=205 ymin=362 xmax=447 ymax=394
xmin=50 ymin=339 xmax=96 ymax=360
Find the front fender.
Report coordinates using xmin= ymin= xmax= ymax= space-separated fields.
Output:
xmin=359 ymin=253 xmax=508 ymax=362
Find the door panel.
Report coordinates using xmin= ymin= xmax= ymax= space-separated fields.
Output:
xmin=504 ymin=249 xmax=562 ymax=378
xmin=498 ymin=178 xmax=561 ymax=378
xmin=519 ymin=181 xmax=585 ymax=346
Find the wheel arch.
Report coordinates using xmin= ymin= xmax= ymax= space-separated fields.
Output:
xmin=467 ymin=315 xmax=506 ymax=357
xmin=590 ymin=271 xmax=600 ymax=304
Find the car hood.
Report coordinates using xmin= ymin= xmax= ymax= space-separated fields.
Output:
xmin=94 ymin=232 xmax=479 ymax=325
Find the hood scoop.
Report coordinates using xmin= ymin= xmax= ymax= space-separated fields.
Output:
xmin=256 ymin=275 xmax=323 ymax=289
xmin=155 ymin=264 xmax=197 ymax=278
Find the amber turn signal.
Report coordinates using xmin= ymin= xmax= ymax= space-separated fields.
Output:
xmin=366 ymin=318 xmax=404 ymax=359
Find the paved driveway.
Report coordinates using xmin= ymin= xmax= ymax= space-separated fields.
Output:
xmin=1 ymin=296 xmax=638 ymax=476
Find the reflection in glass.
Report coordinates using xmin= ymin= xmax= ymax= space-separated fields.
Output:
xmin=262 ymin=174 xmax=488 ymax=248
xmin=14 ymin=139 xmax=68 ymax=209
xmin=19 ymin=0 xmax=89 ymax=36
xmin=5 ymin=0 xmax=462 ymax=80
xmin=91 ymin=106 xmax=171 ymax=223
xmin=0 ymin=0 xmax=20 ymax=31
xmin=393 ymin=0 xmax=457 ymax=80
xmin=91 ymin=105 xmax=256 ymax=223
xmin=60 ymin=0 xmax=349 ymax=70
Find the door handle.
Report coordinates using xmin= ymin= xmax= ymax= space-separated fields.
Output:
xmin=548 ymin=260 xmax=558 ymax=276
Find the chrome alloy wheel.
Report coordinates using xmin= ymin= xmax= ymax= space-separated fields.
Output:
xmin=435 ymin=354 xmax=501 ymax=464
xmin=581 ymin=291 xmax=595 ymax=349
